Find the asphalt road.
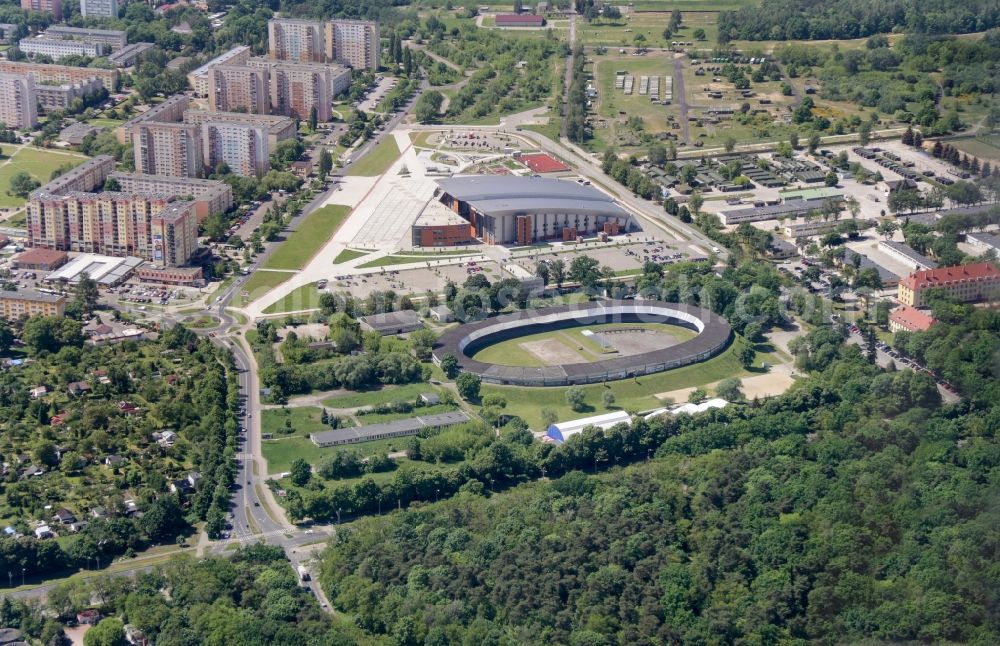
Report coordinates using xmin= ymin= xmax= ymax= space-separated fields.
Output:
xmin=673 ymin=57 xmax=690 ymax=145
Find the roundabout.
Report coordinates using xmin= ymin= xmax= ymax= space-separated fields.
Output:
xmin=433 ymin=300 xmax=733 ymax=387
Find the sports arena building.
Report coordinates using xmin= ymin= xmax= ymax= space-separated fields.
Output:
xmin=414 ymin=176 xmax=637 ymax=247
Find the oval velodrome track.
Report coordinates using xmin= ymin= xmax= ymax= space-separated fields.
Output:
xmin=432 ymin=300 xmax=733 ymax=387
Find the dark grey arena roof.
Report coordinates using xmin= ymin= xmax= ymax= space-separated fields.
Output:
xmin=432 ymin=300 xmax=732 ymax=387
xmin=436 ymin=176 xmax=630 ymax=218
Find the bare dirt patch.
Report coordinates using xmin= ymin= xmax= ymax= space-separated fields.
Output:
xmin=594 ymin=328 xmax=679 ymax=355
xmin=521 ymin=339 xmax=587 ymax=365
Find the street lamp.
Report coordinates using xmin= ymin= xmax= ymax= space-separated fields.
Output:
xmin=21 ymin=567 xmax=24 ymax=587
xmin=336 ymin=508 xmax=341 ymax=526
xmin=435 ymin=488 xmax=439 ymax=503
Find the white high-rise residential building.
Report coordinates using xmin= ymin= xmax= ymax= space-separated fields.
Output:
xmin=325 ymin=19 xmax=379 ymax=71
xmin=80 ymin=0 xmax=119 ymax=19
xmin=0 ymin=73 xmax=37 ymax=129
xmin=203 ymin=122 xmax=269 ymax=178
xmin=268 ymin=19 xmax=324 ymax=63
xmin=208 ymin=65 xmax=269 ymax=115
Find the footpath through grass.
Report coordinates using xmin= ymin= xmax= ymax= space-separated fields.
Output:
xmin=345 ymin=137 xmax=401 ymax=177
xmin=262 ymin=204 xmax=351 ymax=270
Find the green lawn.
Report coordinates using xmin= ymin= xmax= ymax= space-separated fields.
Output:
xmin=334 ymin=248 xmax=371 ymax=264
xmin=345 ymin=137 xmax=401 ymax=177
xmin=233 ymin=270 xmax=293 ymax=307
xmin=262 ymin=406 xmax=330 ymax=439
xmin=85 ymin=118 xmax=125 ymax=128
xmin=0 ymin=147 xmax=90 ymax=208
xmin=263 ymin=432 xmax=416 ymax=474
xmin=951 ymin=135 xmax=1000 ymax=161
xmin=354 ymin=403 xmax=456 ymax=425
xmin=262 ymin=283 xmax=324 ymax=314
xmin=262 ymin=204 xmax=351 ymax=270
xmin=472 ymin=323 xmax=697 ymax=367
xmin=322 ymin=383 xmax=441 ymax=409
xmin=262 ymin=437 xmax=322 ymax=474
xmin=481 ymin=343 xmax=776 ymax=429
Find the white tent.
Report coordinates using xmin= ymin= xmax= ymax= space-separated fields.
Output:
xmin=544 ymin=410 xmax=631 ymax=444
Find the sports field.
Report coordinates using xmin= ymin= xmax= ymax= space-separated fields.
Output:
xmin=471 ymin=322 xmax=696 ymax=367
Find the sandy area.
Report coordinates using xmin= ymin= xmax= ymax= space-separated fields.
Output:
xmin=65 ymin=625 xmax=91 ymax=645
xmin=656 ymin=365 xmax=798 ymax=404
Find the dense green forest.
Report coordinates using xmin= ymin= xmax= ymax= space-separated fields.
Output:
xmin=315 ymin=308 xmax=1000 ymax=644
xmin=718 ymin=0 xmax=1000 ymax=42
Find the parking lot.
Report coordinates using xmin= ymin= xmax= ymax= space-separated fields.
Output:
xmin=329 ymin=260 xmax=504 ymax=297
xmin=357 ymin=75 xmax=399 ymax=113
xmin=510 ymin=237 xmax=701 ymax=276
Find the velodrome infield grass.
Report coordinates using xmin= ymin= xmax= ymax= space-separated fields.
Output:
xmin=262 ymin=204 xmax=352 ymax=270
xmin=471 ymin=323 xmax=697 ymax=367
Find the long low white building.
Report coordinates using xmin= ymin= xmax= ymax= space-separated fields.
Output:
xmin=543 ymin=410 xmax=632 ymax=444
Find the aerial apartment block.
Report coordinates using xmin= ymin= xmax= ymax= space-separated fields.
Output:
xmin=182 ymin=109 xmax=297 ymax=148
xmin=132 ymin=121 xmax=203 ymax=177
xmin=79 ymin=0 xmax=118 ymax=19
xmin=0 ymin=73 xmax=37 ymax=129
xmin=325 ymin=19 xmax=379 ymax=71
xmin=35 ymin=77 xmax=103 ymax=112
xmin=120 ymin=93 xmax=297 ymax=179
xmin=27 ymin=157 xmax=199 ymax=267
xmin=43 ymin=26 xmax=127 ymax=51
xmin=121 ymin=95 xmax=203 ymax=177
xmin=268 ymin=18 xmax=325 ymax=63
xmin=202 ymin=121 xmax=269 ymax=178
xmin=0 ymin=60 xmax=118 ymax=91
xmin=897 ymin=262 xmax=1000 ymax=307
xmin=19 ymin=37 xmax=110 ymax=61
xmin=208 ymin=65 xmax=269 ymax=114
xmin=108 ymin=172 xmax=233 ymax=222
xmin=0 ymin=290 xmax=66 ymax=320
xmin=20 ymin=0 xmax=61 ymax=21
xmin=187 ymin=45 xmax=251 ymax=96
xmin=247 ymin=57 xmax=350 ymax=120
xmin=269 ymin=18 xmax=379 ymax=70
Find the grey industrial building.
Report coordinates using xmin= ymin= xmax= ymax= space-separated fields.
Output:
xmin=878 ymin=240 xmax=938 ymax=271
xmin=841 ymin=250 xmax=901 ymax=287
xmin=310 ymin=411 xmax=471 ymax=447
xmin=358 ymin=309 xmax=424 ymax=335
